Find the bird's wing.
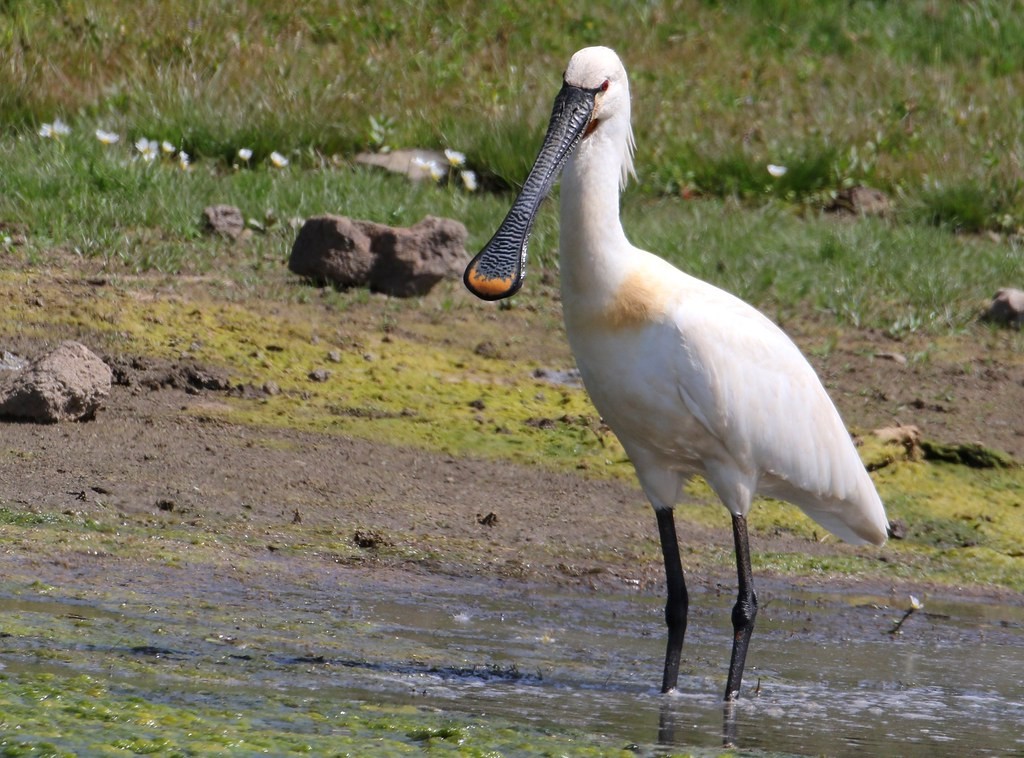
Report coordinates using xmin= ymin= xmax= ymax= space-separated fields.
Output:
xmin=667 ymin=280 xmax=886 ymax=544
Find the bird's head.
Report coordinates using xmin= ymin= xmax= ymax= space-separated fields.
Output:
xmin=565 ymin=46 xmax=635 ymax=188
xmin=464 ymin=46 xmax=634 ymax=301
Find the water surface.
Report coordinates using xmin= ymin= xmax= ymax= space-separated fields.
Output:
xmin=1 ymin=566 xmax=1021 ymax=755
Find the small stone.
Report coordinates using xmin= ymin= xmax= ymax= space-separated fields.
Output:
xmin=981 ymin=288 xmax=1024 ymax=329
xmin=0 ymin=341 xmax=112 ymax=423
xmin=202 ymin=205 xmax=246 ymax=240
xmin=887 ymin=518 xmax=908 ymax=540
xmin=826 ymin=186 xmax=892 ymax=217
xmin=0 ymin=351 xmax=27 ymax=372
xmin=308 ymin=368 xmax=331 ymax=383
xmin=474 ymin=341 xmax=500 ymax=359
xmin=873 ymin=424 xmax=923 ymax=461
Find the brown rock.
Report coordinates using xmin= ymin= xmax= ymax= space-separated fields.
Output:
xmin=0 ymin=341 xmax=112 ymax=422
xmin=981 ymin=288 xmax=1024 ymax=329
xmin=366 ymin=215 xmax=469 ymax=297
xmin=289 ymin=216 xmax=376 ymax=289
xmin=288 ymin=214 xmax=468 ymax=297
xmin=826 ymin=186 xmax=892 ymax=217
xmin=873 ymin=424 xmax=923 ymax=461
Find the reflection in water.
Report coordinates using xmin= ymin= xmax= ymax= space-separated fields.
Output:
xmin=658 ymin=699 xmax=739 ymax=750
xmin=2 ymin=575 xmax=1023 ymax=755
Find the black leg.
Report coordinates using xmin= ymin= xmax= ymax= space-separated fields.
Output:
xmin=656 ymin=507 xmax=688 ymax=693
xmin=724 ymin=513 xmax=758 ymax=701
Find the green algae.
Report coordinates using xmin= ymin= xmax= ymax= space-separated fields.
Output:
xmin=0 ymin=270 xmax=625 ymax=475
xmin=920 ymin=440 xmax=1019 ymax=469
xmin=0 ymin=672 xmax=644 ymax=757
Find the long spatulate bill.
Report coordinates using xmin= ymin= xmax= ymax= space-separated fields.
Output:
xmin=464 ymin=83 xmax=598 ymax=300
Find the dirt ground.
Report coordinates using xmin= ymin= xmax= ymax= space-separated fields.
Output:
xmin=1 ymin=263 xmax=1022 ymax=603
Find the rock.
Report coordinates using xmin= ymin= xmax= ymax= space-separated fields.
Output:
xmin=354 ymin=149 xmax=449 ymax=181
xmin=289 ymin=216 xmax=375 ymax=289
xmin=289 ymin=214 xmax=468 ymax=297
xmin=826 ymin=186 xmax=892 ymax=217
xmin=0 ymin=351 xmax=27 ymax=372
xmin=0 ymin=341 xmax=112 ymax=423
xmin=887 ymin=518 xmax=908 ymax=540
xmin=981 ymin=288 xmax=1024 ymax=329
xmin=202 ymin=204 xmax=246 ymax=240
xmin=874 ymin=351 xmax=908 ymax=366
xmin=366 ymin=216 xmax=469 ymax=296
xmin=872 ymin=424 xmax=923 ymax=461
xmin=533 ymin=367 xmax=584 ymax=388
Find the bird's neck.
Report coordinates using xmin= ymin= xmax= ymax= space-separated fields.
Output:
xmin=558 ymin=131 xmax=631 ymax=298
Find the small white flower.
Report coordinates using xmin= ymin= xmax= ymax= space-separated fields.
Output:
xmin=177 ymin=151 xmax=190 ymax=170
xmin=269 ymin=151 xmax=289 ymax=168
xmin=444 ymin=148 xmax=466 ymax=167
xmin=95 ymin=129 xmax=120 ymax=145
xmin=460 ymin=170 xmax=478 ymax=192
xmin=909 ymin=595 xmax=923 ymax=611
xmin=237 ymin=147 xmax=253 ymax=162
xmin=767 ymin=163 xmax=788 ymax=178
xmin=39 ymin=119 xmax=70 ymax=138
xmin=161 ymin=140 xmax=176 ymax=155
xmin=135 ymin=137 xmax=159 ymax=162
xmin=411 ymin=156 xmax=445 ymax=182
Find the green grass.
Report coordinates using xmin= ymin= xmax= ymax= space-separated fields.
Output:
xmin=1 ymin=1 xmax=1022 ymax=335
xmin=1 ymin=123 xmax=1021 ymax=336
xmin=2 ymin=1 xmax=1024 ymax=230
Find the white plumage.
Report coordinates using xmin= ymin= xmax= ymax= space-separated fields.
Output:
xmin=465 ymin=45 xmax=887 ymax=701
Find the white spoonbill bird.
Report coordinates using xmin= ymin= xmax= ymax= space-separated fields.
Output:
xmin=464 ymin=46 xmax=888 ymax=701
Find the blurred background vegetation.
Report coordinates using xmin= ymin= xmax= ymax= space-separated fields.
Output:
xmin=1 ymin=0 xmax=1021 ymax=331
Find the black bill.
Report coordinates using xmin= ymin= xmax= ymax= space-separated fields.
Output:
xmin=464 ymin=83 xmax=598 ymax=300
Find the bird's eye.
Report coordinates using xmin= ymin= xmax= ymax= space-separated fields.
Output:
xmin=600 ymin=79 xmax=610 ymax=92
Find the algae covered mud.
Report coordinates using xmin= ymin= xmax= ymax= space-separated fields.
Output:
xmin=0 ymin=268 xmax=1022 ymax=754
xmin=0 ymin=554 xmax=1022 ymax=757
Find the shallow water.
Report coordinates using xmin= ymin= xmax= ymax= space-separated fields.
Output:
xmin=2 ymin=568 xmax=1022 ymax=755
xmin=282 ymin=579 xmax=1024 ymax=756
